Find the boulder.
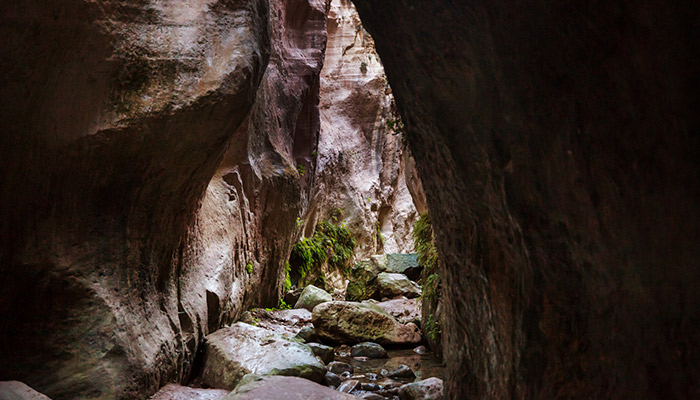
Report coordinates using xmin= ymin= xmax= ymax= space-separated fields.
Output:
xmin=385 ymin=254 xmax=422 ymax=281
xmin=327 ymin=361 xmax=354 ymax=375
xmin=313 ymin=301 xmax=421 ymax=345
xmin=387 ymin=365 xmax=416 ymax=379
xmin=345 ymin=260 xmax=385 ymax=301
xmin=295 ymin=285 xmax=333 ymax=311
xmin=202 ymin=323 xmax=325 ymax=389
xmin=224 ymin=375 xmax=355 ymax=400
xmin=0 ymin=382 xmax=51 ymax=400
xmin=350 ymin=342 xmax=388 ymax=359
xmin=307 ymin=343 xmax=335 ymax=364
xmin=149 ymin=384 xmax=229 ymax=400
xmin=377 ymin=273 xmax=421 ymax=299
xmin=398 ymin=378 xmax=443 ymax=400
xmin=375 ymin=298 xmax=421 ymax=325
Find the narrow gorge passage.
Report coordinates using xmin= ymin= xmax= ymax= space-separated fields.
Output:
xmin=1 ymin=0 xmax=699 ymax=399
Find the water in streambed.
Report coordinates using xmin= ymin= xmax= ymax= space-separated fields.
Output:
xmin=335 ymin=347 xmax=445 ymax=385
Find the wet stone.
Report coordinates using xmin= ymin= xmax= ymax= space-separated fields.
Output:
xmin=324 ymin=371 xmax=342 ymax=387
xmin=308 ymin=342 xmax=334 ymax=364
xmin=351 ymin=342 xmax=388 ymax=359
xmin=295 ymin=325 xmax=318 ymax=343
xmin=387 ymin=365 xmax=415 ymax=379
xmin=337 ymin=379 xmax=360 ymax=393
xmin=328 ymin=361 xmax=354 ymax=375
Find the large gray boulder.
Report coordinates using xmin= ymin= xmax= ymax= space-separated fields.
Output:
xmin=224 ymin=375 xmax=355 ymax=400
xmin=377 ymin=273 xmax=421 ymax=299
xmin=398 ymin=377 xmax=443 ymax=400
xmin=201 ymin=323 xmax=325 ymax=389
xmin=312 ymin=301 xmax=421 ymax=345
xmin=0 ymin=382 xmax=51 ymax=400
xmin=385 ymin=253 xmax=422 ymax=281
xmin=294 ymin=285 xmax=333 ymax=311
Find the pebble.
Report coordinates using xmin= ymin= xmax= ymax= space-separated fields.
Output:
xmin=413 ymin=345 xmax=428 ymax=354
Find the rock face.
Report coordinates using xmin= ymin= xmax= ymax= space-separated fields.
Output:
xmin=312 ymin=301 xmax=421 ymax=345
xmin=351 ymin=0 xmax=700 ymax=399
xmin=224 ymin=375 xmax=355 ymax=400
xmin=201 ymin=323 xmax=325 ymax=390
xmin=303 ymin=0 xmax=421 ymax=256
xmin=0 ymin=382 xmax=51 ymax=400
xmin=0 ymin=0 xmax=328 ymax=398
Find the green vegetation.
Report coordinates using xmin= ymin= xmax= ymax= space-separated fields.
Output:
xmin=288 ymin=209 xmax=357 ymax=287
xmin=413 ymin=212 xmax=442 ymax=353
xmin=296 ymin=164 xmax=306 ymax=176
xmin=425 ymin=313 xmax=441 ymax=342
xmin=413 ymin=213 xmax=438 ymax=277
xmin=246 ymin=261 xmax=254 ymax=275
xmin=283 ymin=261 xmax=292 ymax=293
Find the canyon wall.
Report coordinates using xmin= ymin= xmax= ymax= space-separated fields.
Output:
xmin=352 ymin=0 xmax=700 ymax=399
xmin=0 ymin=0 xmax=328 ymax=398
xmin=304 ymin=0 xmax=421 ymax=257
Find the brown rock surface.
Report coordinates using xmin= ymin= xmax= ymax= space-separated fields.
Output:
xmin=351 ymin=0 xmax=700 ymax=399
xmin=0 ymin=0 xmax=328 ymax=398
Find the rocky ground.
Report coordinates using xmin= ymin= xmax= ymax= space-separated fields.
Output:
xmin=150 ymin=253 xmax=444 ymax=400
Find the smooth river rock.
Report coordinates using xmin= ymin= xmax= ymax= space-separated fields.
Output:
xmin=313 ymin=301 xmax=421 ymax=345
xmin=375 ymin=297 xmax=421 ymax=325
xmin=201 ymin=323 xmax=325 ymax=389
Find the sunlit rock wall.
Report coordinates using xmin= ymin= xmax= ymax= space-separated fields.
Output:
xmin=304 ymin=0 xmax=422 ymax=257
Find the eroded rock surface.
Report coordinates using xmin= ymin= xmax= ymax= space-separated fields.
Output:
xmin=303 ymin=0 xmax=421 ymax=256
xmin=351 ymin=0 xmax=700 ymax=398
xmin=0 ymin=0 xmax=329 ymax=398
